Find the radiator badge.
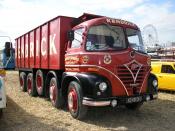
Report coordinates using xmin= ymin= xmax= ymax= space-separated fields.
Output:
xmin=104 ymin=54 xmax=112 ymax=64
xmin=124 ymin=60 xmax=142 ymax=83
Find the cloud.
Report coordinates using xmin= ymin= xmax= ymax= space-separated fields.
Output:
xmin=0 ymin=30 xmax=6 ymax=35
xmin=0 ymin=0 xmax=144 ymax=39
xmin=67 ymin=0 xmax=144 ymax=11
xmin=119 ymin=1 xmax=175 ymax=43
xmin=0 ymin=0 xmax=174 ymax=47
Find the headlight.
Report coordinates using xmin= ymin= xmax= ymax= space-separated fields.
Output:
xmin=99 ymin=82 xmax=107 ymax=92
xmin=152 ymin=79 xmax=158 ymax=87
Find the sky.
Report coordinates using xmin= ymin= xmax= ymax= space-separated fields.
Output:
xmin=0 ymin=0 xmax=175 ymax=49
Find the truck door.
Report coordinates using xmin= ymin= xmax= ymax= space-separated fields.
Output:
xmin=158 ymin=64 xmax=175 ymax=90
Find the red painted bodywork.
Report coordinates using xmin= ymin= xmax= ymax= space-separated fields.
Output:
xmin=16 ymin=16 xmax=73 ymax=70
xmin=16 ymin=13 xmax=150 ymax=97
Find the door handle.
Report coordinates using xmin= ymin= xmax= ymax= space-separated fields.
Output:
xmin=159 ymin=76 xmax=163 ymax=78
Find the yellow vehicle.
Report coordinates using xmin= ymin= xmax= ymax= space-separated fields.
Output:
xmin=151 ymin=60 xmax=175 ymax=91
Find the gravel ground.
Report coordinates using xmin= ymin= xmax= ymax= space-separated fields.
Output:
xmin=0 ymin=71 xmax=175 ymax=131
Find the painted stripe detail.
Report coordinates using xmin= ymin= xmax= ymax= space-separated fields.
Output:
xmin=65 ymin=64 xmax=129 ymax=96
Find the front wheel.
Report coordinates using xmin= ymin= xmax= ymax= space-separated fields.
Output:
xmin=67 ymin=81 xmax=87 ymax=120
xmin=125 ymin=102 xmax=143 ymax=110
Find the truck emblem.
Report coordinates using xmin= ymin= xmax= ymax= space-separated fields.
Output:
xmin=82 ymin=56 xmax=89 ymax=64
xmin=104 ymin=54 xmax=111 ymax=64
xmin=131 ymin=63 xmax=139 ymax=70
xmin=124 ymin=60 xmax=142 ymax=83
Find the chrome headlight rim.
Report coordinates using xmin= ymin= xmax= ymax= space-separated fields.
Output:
xmin=99 ymin=82 xmax=108 ymax=92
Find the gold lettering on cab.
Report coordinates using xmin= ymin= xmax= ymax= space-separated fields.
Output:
xmin=65 ymin=56 xmax=80 ymax=65
xmin=106 ymin=18 xmax=136 ymax=27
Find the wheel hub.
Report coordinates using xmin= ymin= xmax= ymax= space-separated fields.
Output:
xmin=37 ymin=75 xmax=42 ymax=88
xmin=27 ymin=79 xmax=32 ymax=94
xmin=68 ymin=89 xmax=78 ymax=112
xmin=20 ymin=77 xmax=24 ymax=87
xmin=50 ymin=84 xmax=56 ymax=103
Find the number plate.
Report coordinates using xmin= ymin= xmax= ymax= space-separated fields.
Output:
xmin=126 ymin=96 xmax=142 ymax=103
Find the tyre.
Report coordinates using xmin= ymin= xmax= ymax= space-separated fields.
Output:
xmin=36 ymin=70 xmax=45 ymax=96
xmin=125 ymin=102 xmax=143 ymax=110
xmin=67 ymin=81 xmax=87 ymax=119
xmin=27 ymin=73 xmax=37 ymax=96
xmin=49 ymin=77 xmax=65 ymax=108
xmin=19 ymin=72 xmax=27 ymax=92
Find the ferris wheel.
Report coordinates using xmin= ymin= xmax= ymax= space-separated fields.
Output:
xmin=142 ymin=24 xmax=159 ymax=47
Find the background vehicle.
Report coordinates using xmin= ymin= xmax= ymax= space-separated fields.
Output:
xmin=15 ymin=13 xmax=158 ymax=119
xmin=151 ymin=60 xmax=175 ymax=91
xmin=0 ymin=36 xmax=15 ymax=70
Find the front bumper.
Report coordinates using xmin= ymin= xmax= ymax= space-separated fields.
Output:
xmin=82 ymin=93 xmax=158 ymax=107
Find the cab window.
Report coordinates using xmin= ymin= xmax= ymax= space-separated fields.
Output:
xmin=71 ymin=28 xmax=84 ymax=48
xmin=161 ymin=65 xmax=175 ymax=74
xmin=86 ymin=25 xmax=126 ymax=51
xmin=126 ymin=28 xmax=146 ymax=53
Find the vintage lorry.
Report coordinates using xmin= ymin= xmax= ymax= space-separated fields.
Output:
xmin=15 ymin=13 xmax=158 ymax=119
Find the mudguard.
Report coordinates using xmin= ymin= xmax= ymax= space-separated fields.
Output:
xmin=61 ymin=72 xmax=112 ymax=98
xmin=147 ymin=73 xmax=158 ymax=94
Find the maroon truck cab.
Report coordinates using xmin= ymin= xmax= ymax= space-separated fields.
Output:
xmin=15 ymin=13 xmax=158 ymax=119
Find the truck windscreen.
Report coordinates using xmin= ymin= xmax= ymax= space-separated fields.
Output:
xmin=86 ymin=25 xmax=126 ymax=51
xmin=126 ymin=28 xmax=146 ymax=53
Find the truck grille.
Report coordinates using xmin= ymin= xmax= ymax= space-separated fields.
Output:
xmin=117 ymin=64 xmax=148 ymax=94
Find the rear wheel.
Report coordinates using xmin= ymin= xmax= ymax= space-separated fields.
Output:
xmin=36 ymin=70 xmax=45 ymax=96
xmin=19 ymin=72 xmax=27 ymax=92
xmin=27 ymin=73 xmax=37 ymax=96
xmin=125 ymin=102 xmax=143 ymax=110
xmin=49 ymin=77 xmax=64 ymax=108
xmin=67 ymin=81 xmax=87 ymax=119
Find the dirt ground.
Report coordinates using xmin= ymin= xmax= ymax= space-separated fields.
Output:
xmin=0 ymin=71 xmax=175 ymax=131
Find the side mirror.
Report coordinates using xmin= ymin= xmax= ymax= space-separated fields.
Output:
xmin=67 ymin=30 xmax=74 ymax=41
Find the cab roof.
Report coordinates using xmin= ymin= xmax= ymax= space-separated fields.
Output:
xmin=72 ymin=13 xmax=138 ymax=29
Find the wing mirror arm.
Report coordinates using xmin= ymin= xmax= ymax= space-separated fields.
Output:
xmin=67 ymin=30 xmax=74 ymax=41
